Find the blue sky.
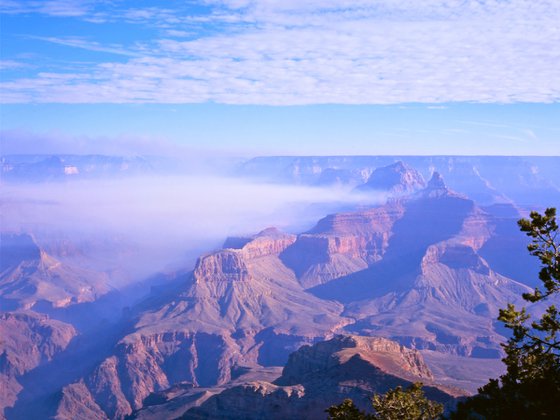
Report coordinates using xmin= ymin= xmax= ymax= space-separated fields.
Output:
xmin=1 ymin=0 xmax=559 ymax=156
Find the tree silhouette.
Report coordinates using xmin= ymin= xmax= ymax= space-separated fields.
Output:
xmin=326 ymin=382 xmax=443 ymax=420
xmin=452 ymin=208 xmax=560 ymax=419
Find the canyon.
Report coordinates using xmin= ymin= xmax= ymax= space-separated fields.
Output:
xmin=1 ymin=156 xmax=557 ymax=419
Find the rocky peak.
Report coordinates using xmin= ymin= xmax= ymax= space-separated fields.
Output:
xmin=419 ymin=171 xmax=466 ymax=199
xmin=222 ymin=236 xmax=252 ymax=250
xmin=213 ymin=228 xmax=297 ymax=285
xmin=358 ymin=161 xmax=426 ymax=194
xmin=421 ymin=243 xmax=491 ymax=276
xmin=428 ymin=171 xmax=447 ymax=190
xmin=277 ymin=334 xmax=433 ymax=386
xmin=242 ymin=231 xmax=296 ymax=260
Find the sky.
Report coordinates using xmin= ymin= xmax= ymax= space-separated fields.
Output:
xmin=1 ymin=0 xmax=559 ymax=156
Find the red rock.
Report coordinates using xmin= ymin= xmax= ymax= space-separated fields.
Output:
xmin=0 ymin=312 xmax=76 ymax=414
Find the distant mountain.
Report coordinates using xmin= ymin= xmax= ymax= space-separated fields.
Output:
xmin=0 ymin=233 xmax=111 ymax=310
xmin=0 ymin=155 xmax=175 ymax=182
xmin=315 ymin=167 xmax=372 ymax=187
xmin=236 ymin=155 xmax=560 ymax=207
xmin=238 ymin=156 xmax=394 ymax=185
xmin=5 ymin=155 xmax=559 ymax=209
xmin=5 ymin=154 xmax=559 ymax=207
xmin=0 ymin=154 xmax=247 ymax=183
xmin=355 ymin=161 xmax=426 ymax=195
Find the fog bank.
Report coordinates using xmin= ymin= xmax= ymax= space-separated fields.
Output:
xmin=1 ymin=175 xmax=384 ymax=284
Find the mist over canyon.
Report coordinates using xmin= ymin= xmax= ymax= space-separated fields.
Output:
xmin=1 ymin=154 xmax=559 ymax=419
xmin=1 ymin=158 xmax=383 ymax=286
xmin=3 ymin=0 xmax=559 ymax=417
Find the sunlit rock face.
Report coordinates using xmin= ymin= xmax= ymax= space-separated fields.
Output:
xmin=183 ymin=335 xmax=460 ymax=420
xmin=281 ymin=201 xmax=406 ymax=288
xmin=277 ymin=335 xmax=435 ymax=386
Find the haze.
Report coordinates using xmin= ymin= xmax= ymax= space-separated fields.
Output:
xmin=1 ymin=173 xmax=381 ymax=284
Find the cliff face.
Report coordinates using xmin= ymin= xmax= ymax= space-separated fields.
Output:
xmin=0 ymin=233 xmax=110 ymax=310
xmin=0 ymin=312 xmax=76 ymax=415
xmin=183 ymin=335 xmax=459 ymax=420
xmin=235 ymin=228 xmax=297 ymax=259
xmin=281 ymin=202 xmax=405 ymax=288
xmin=57 ymin=229 xmax=348 ymax=419
xmin=277 ymin=335 xmax=433 ymax=386
xmin=193 ymin=251 xmax=252 ymax=283
xmin=55 ymin=381 xmax=108 ymax=420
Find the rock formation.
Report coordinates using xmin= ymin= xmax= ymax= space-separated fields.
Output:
xmin=309 ymin=174 xmax=530 ymax=356
xmin=0 ymin=312 xmax=76 ymax=414
xmin=15 ymin=170 xmax=544 ymax=419
xmin=281 ymin=202 xmax=405 ymax=288
xmin=52 ymin=173 xmax=536 ymax=419
xmin=56 ymin=229 xmax=350 ymax=418
xmin=236 ymin=155 xmax=560 ymax=207
xmin=182 ymin=335 xmax=459 ymax=419
xmin=356 ymin=161 xmax=426 ymax=195
xmin=0 ymin=233 xmax=111 ymax=310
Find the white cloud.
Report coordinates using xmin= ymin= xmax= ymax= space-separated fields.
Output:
xmin=0 ymin=0 xmax=98 ymax=17
xmin=162 ymin=29 xmax=193 ymax=38
xmin=2 ymin=0 xmax=559 ymax=104
xmin=30 ymin=36 xmax=143 ymax=57
xmin=0 ymin=60 xmax=28 ymax=70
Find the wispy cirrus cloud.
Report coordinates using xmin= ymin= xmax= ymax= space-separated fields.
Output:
xmin=29 ymin=36 xmax=144 ymax=57
xmin=1 ymin=0 xmax=559 ymax=104
xmin=0 ymin=60 xmax=29 ymax=70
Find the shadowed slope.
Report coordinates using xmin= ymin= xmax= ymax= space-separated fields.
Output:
xmin=0 ymin=312 xmax=76 ymax=415
xmin=305 ymin=175 xmax=530 ymax=356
